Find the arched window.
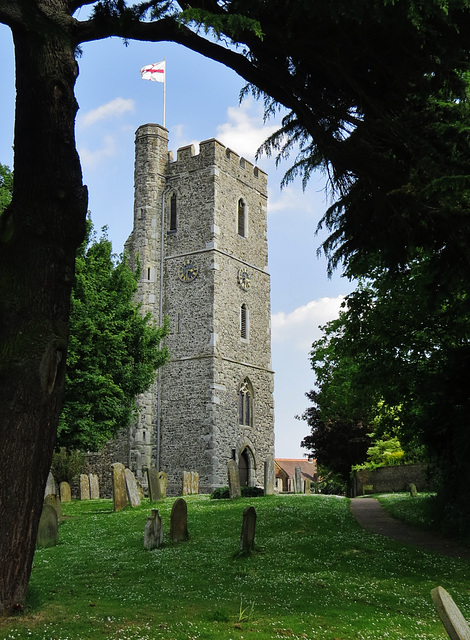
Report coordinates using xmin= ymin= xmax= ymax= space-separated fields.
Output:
xmin=239 ymin=379 xmax=253 ymax=427
xmin=238 ymin=198 xmax=246 ymax=237
xmin=170 ymin=193 xmax=177 ymax=231
xmin=240 ymin=303 xmax=248 ymax=340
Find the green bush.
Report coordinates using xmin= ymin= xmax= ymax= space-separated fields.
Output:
xmin=51 ymin=447 xmax=86 ymax=484
xmin=210 ymin=486 xmax=265 ymax=499
xmin=210 ymin=486 xmax=230 ymax=499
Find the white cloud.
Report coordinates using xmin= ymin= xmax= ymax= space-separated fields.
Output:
xmin=79 ymin=98 xmax=135 ymax=128
xmin=216 ymin=99 xmax=279 ymax=161
xmin=272 ymin=296 xmax=345 ymax=350
xmin=79 ymin=135 xmax=117 ymax=170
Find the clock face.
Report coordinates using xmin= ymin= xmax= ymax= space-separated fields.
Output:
xmin=238 ymin=267 xmax=251 ymax=290
xmin=179 ymin=260 xmax=198 ymax=282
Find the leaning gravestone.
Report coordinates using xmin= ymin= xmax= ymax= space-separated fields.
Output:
xmin=158 ymin=471 xmax=168 ymax=498
xmin=239 ymin=506 xmax=257 ymax=555
xmin=44 ymin=493 xmax=63 ymax=522
xmin=89 ymin=473 xmax=100 ymax=499
xmin=79 ymin=474 xmax=90 ymax=500
xmin=144 ymin=509 xmax=164 ymax=550
xmin=182 ymin=471 xmax=192 ymax=496
xmin=125 ymin=468 xmax=141 ymax=507
xmin=170 ymin=498 xmax=189 ymax=542
xmin=112 ymin=463 xmax=127 ymax=511
xmin=44 ymin=471 xmax=57 ymax=498
xmin=37 ymin=504 xmax=58 ymax=548
xmin=264 ymin=456 xmax=275 ymax=495
xmin=431 ymin=586 xmax=470 ymax=640
xmin=228 ymin=459 xmax=241 ymax=499
xmin=59 ymin=481 xmax=71 ymax=502
xmin=147 ymin=468 xmax=162 ymax=502
xmin=295 ymin=466 xmax=303 ymax=493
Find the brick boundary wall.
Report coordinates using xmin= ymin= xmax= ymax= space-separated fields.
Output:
xmin=350 ymin=463 xmax=434 ymax=497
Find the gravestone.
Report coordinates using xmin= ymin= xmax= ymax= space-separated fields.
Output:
xmin=125 ymin=468 xmax=141 ymax=507
xmin=44 ymin=493 xmax=63 ymax=522
xmin=158 ymin=471 xmax=168 ymax=498
xmin=59 ymin=481 xmax=71 ymax=502
xmin=89 ymin=473 xmax=100 ymax=500
xmin=409 ymin=482 xmax=418 ymax=497
xmin=182 ymin=471 xmax=192 ymax=496
xmin=79 ymin=474 xmax=90 ymax=500
xmin=144 ymin=509 xmax=164 ymax=550
xmin=295 ymin=466 xmax=302 ymax=494
xmin=112 ymin=462 xmax=127 ymax=511
xmin=170 ymin=498 xmax=189 ymax=542
xmin=37 ymin=504 xmax=58 ymax=548
xmin=304 ymin=479 xmax=311 ymax=494
xmin=239 ymin=506 xmax=257 ymax=555
xmin=190 ymin=471 xmax=199 ymax=495
xmin=147 ymin=468 xmax=162 ymax=502
xmin=431 ymin=586 xmax=470 ymax=640
xmin=44 ymin=471 xmax=57 ymax=498
xmin=264 ymin=456 xmax=275 ymax=495
xmin=228 ymin=460 xmax=241 ymax=499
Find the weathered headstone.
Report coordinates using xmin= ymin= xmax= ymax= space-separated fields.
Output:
xmin=112 ymin=462 xmax=127 ymax=511
xmin=144 ymin=509 xmax=164 ymax=550
xmin=431 ymin=586 xmax=470 ymax=640
xmin=409 ymin=482 xmax=418 ymax=497
xmin=125 ymin=468 xmax=141 ymax=507
xmin=79 ymin=474 xmax=90 ymax=500
xmin=182 ymin=471 xmax=192 ymax=496
xmin=59 ymin=481 xmax=71 ymax=502
xmin=147 ymin=468 xmax=162 ymax=502
xmin=190 ymin=471 xmax=199 ymax=495
xmin=36 ymin=504 xmax=58 ymax=548
xmin=295 ymin=466 xmax=302 ymax=494
xmin=44 ymin=493 xmax=63 ymax=522
xmin=228 ymin=459 xmax=241 ymax=499
xmin=89 ymin=473 xmax=100 ymax=500
xmin=170 ymin=498 xmax=189 ymax=542
xmin=239 ymin=506 xmax=257 ymax=555
xmin=264 ymin=456 xmax=275 ymax=495
xmin=304 ymin=479 xmax=311 ymax=494
xmin=158 ymin=471 xmax=168 ymax=498
xmin=44 ymin=471 xmax=57 ymax=498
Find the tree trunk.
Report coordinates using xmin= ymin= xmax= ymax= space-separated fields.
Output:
xmin=0 ymin=25 xmax=87 ymax=613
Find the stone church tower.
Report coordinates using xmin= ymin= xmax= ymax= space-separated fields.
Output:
xmin=124 ymin=124 xmax=274 ymax=494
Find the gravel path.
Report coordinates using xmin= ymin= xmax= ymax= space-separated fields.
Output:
xmin=350 ymin=497 xmax=470 ymax=561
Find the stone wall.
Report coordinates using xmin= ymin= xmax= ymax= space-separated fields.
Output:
xmin=350 ymin=463 xmax=433 ymax=497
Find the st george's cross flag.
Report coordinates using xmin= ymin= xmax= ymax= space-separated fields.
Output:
xmin=141 ymin=61 xmax=165 ymax=82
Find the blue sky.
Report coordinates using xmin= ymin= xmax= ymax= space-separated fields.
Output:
xmin=0 ymin=24 xmax=353 ymax=458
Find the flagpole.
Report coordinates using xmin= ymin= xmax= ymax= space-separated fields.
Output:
xmin=163 ymin=58 xmax=166 ymax=128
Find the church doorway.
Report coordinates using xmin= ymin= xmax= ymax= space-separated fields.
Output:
xmin=238 ymin=447 xmax=254 ymax=487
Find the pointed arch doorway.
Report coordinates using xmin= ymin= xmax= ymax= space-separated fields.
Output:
xmin=238 ymin=446 xmax=255 ymax=487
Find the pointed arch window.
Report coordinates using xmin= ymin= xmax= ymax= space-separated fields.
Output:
xmin=170 ymin=193 xmax=177 ymax=231
xmin=239 ymin=379 xmax=253 ymax=427
xmin=238 ymin=198 xmax=246 ymax=237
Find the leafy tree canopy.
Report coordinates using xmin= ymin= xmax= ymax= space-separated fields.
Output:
xmin=0 ymin=163 xmax=12 ymax=214
xmin=57 ymin=219 xmax=169 ymax=451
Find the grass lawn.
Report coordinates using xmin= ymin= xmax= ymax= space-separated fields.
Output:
xmin=1 ymin=494 xmax=469 ymax=639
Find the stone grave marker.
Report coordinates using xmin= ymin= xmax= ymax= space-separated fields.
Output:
xmin=190 ymin=471 xmax=199 ymax=495
xmin=89 ymin=473 xmax=100 ymax=500
xmin=125 ymin=468 xmax=141 ymax=507
xmin=44 ymin=493 xmax=63 ymax=522
xmin=228 ymin=459 xmax=241 ymax=499
xmin=304 ymin=479 xmax=312 ymax=494
xmin=295 ymin=466 xmax=302 ymax=493
xmin=431 ymin=586 xmax=470 ymax=640
xmin=170 ymin=498 xmax=189 ymax=542
xmin=239 ymin=506 xmax=257 ymax=555
xmin=112 ymin=462 xmax=127 ymax=511
xmin=37 ymin=504 xmax=58 ymax=548
xmin=79 ymin=474 xmax=90 ymax=500
xmin=44 ymin=471 xmax=57 ymax=498
xmin=144 ymin=509 xmax=164 ymax=550
xmin=59 ymin=481 xmax=71 ymax=502
xmin=158 ymin=471 xmax=168 ymax=498
xmin=182 ymin=471 xmax=192 ymax=496
xmin=264 ymin=456 xmax=275 ymax=495
xmin=147 ymin=468 xmax=162 ymax=502
xmin=409 ymin=482 xmax=418 ymax=497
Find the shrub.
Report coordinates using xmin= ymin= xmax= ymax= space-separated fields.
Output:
xmin=210 ymin=486 xmax=230 ymax=499
xmin=51 ymin=447 xmax=86 ymax=484
xmin=210 ymin=486 xmax=265 ymax=499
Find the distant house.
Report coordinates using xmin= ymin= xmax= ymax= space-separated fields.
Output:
xmin=275 ymin=458 xmax=317 ymax=493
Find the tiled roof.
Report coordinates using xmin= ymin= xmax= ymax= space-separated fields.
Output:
xmin=275 ymin=458 xmax=317 ymax=482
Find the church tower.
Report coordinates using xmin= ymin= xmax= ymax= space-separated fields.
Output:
xmin=125 ymin=124 xmax=274 ymax=494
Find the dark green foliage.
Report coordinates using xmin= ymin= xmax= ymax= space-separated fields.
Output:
xmin=50 ymin=448 xmax=86 ymax=484
xmin=0 ymin=163 xmax=12 ymax=214
xmin=210 ymin=486 xmax=264 ymax=499
xmin=57 ymin=220 xmax=169 ymax=451
xmin=210 ymin=487 xmax=230 ymax=500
